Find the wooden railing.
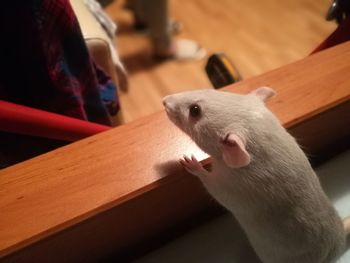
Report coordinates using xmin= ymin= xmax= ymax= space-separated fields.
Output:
xmin=1 ymin=42 xmax=350 ymax=262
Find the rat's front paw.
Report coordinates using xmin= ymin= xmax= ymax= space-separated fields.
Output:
xmin=180 ymin=155 xmax=207 ymax=177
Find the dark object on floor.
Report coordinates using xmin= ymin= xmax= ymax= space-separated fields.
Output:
xmin=205 ymin=53 xmax=242 ymax=89
xmin=326 ymin=0 xmax=350 ymax=24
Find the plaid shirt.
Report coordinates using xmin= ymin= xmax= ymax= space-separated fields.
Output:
xmin=0 ymin=0 xmax=119 ymax=125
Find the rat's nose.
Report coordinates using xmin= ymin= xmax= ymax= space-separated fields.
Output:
xmin=162 ymin=97 xmax=168 ymax=107
xmin=162 ymin=95 xmax=172 ymax=108
xmin=163 ymin=95 xmax=178 ymax=112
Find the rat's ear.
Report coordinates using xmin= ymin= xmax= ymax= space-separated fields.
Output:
xmin=221 ymin=134 xmax=251 ymax=168
xmin=250 ymin=86 xmax=275 ymax=102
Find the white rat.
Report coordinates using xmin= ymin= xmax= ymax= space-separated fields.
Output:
xmin=163 ymin=87 xmax=350 ymax=263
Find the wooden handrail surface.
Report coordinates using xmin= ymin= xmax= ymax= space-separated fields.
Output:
xmin=1 ymin=42 xmax=350 ymax=260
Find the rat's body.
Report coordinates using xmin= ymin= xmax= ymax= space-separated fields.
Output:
xmin=163 ymin=88 xmax=348 ymax=263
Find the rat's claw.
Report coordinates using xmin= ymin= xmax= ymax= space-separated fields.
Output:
xmin=183 ymin=155 xmax=192 ymax=163
xmin=179 ymin=154 xmax=206 ymax=177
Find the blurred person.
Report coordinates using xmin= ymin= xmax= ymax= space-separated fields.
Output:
xmin=0 ymin=0 xmax=119 ymax=125
xmin=127 ymin=0 xmax=206 ymax=60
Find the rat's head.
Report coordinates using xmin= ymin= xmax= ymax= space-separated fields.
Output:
xmin=163 ymin=87 xmax=275 ymax=168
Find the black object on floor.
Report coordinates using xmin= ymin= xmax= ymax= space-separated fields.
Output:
xmin=205 ymin=53 xmax=241 ymax=89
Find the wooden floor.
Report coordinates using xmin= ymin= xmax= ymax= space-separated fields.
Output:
xmin=105 ymin=0 xmax=336 ymax=123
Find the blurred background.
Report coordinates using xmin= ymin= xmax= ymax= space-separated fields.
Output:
xmin=0 ymin=0 xmax=339 ymax=167
xmin=104 ymin=0 xmax=336 ymax=123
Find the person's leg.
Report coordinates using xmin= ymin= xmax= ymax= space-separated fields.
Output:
xmin=128 ymin=0 xmax=206 ymax=59
xmin=128 ymin=0 xmax=172 ymax=56
xmin=127 ymin=0 xmax=149 ymax=31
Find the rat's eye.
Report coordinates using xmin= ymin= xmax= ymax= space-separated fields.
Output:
xmin=189 ymin=104 xmax=201 ymax=118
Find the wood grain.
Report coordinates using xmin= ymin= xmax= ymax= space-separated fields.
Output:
xmin=1 ymin=42 xmax=350 ymax=262
xmin=105 ymin=0 xmax=337 ymax=123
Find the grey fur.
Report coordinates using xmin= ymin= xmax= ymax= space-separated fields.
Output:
xmin=163 ymin=88 xmax=346 ymax=263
